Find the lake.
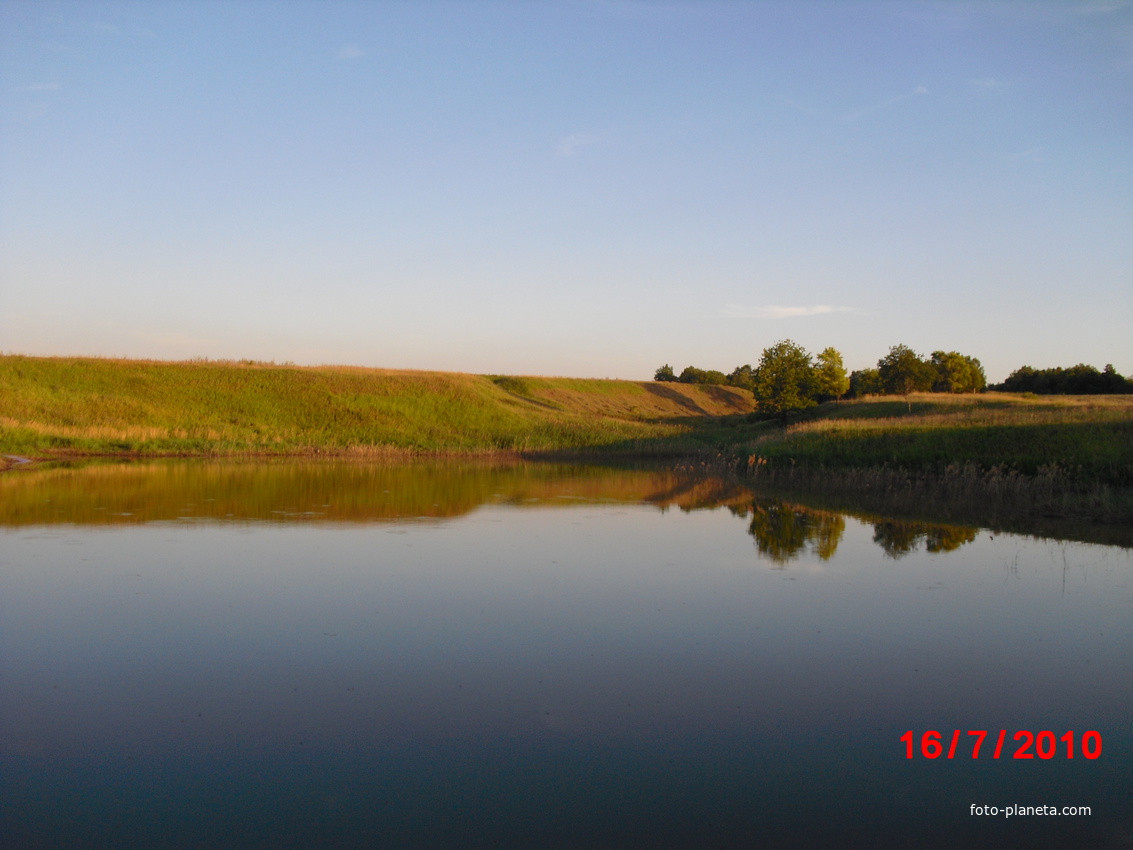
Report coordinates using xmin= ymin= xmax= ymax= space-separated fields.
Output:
xmin=1 ymin=460 xmax=1130 ymax=848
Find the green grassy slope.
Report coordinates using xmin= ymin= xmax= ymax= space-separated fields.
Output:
xmin=3 ymin=357 xmax=1130 ymax=493
xmin=736 ymin=393 xmax=1133 ymax=486
xmin=0 ymin=355 xmax=753 ymax=457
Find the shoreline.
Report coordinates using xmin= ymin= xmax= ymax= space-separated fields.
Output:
xmin=6 ymin=446 xmax=1130 ymax=531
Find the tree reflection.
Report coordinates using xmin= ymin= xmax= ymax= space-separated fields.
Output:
xmin=872 ymin=521 xmax=977 ymax=558
xmin=745 ymin=500 xmax=846 ymax=565
xmin=742 ymin=500 xmax=978 ymax=565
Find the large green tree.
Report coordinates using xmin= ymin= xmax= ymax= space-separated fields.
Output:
xmin=727 ymin=364 xmax=755 ymax=394
xmin=878 ymin=344 xmax=935 ymax=406
xmin=814 ymin=347 xmax=849 ymax=403
xmin=930 ymin=351 xmax=986 ymax=393
xmin=848 ymin=368 xmax=883 ymax=398
xmin=752 ymin=340 xmax=816 ymax=420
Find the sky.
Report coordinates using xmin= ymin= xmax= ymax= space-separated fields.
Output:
xmin=1 ymin=0 xmax=1130 ymax=382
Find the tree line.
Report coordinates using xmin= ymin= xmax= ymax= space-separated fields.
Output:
xmin=657 ymin=345 xmax=1131 ymax=417
xmin=656 ymin=342 xmax=988 ymax=419
xmin=848 ymin=346 xmax=986 ymax=398
xmin=991 ymin=364 xmax=1132 ymax=395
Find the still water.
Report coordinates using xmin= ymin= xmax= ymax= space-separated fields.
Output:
xmin=1 ymin=461 xmax=1130 ymax=848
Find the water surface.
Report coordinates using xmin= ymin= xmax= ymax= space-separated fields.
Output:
xmin=2 ymin=461 xmax=1130 ymax=848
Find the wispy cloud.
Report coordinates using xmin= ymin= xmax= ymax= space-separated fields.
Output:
xmin=970 ymin=77 xmax=1009 ymax=90
xmin=721 ymin=305 xmax=856 ymax=320
xmin=338 ymin=44 xmax=365 ymax=60
xmin=556 ymin=132 xmax=600 ymax=157
xmin=844 ymin=86 xmax=928 ymax=121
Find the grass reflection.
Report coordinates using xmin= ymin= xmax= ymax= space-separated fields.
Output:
xmin=0 ymin=459 xmax=748 ymax=526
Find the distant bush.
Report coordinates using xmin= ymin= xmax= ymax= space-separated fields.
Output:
xmin=673 ymin=366 xmax=728 ymax=385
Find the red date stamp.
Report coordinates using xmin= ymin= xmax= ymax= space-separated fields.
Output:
xmin=901 ymin=730 xmax=1102 ymax=760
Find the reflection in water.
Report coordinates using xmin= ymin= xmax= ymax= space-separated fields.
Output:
xmin=1 ymin=460 xmax=1130 ymax=848
xmin=739 ymin=500 xmax=846 ymax=565
xmin=872 ymin=520 xmax=979 ymax=558
xmin=0 ymin=459 xmax=747 ymax=526
xmin=733 ymin=499 xmax=978 ymax=565
xmin=2 ymin=460 xmax=984 ymax=563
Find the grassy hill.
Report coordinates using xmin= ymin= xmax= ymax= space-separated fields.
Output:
xmin=736 ymin=393 xmax=1133 ymax=484
xmin=731 ymin=393 xmax=1133 ymax=525
xmin=3 ymin=355 xmax=1130 ymax=486
xmin=2 ymin=355 xmax=1130 ymax=523
xmin=0 ymin=355 xmax=753 ymax=458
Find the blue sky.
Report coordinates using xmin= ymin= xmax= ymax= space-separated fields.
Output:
xmin=2 ymin=0 xmax=1130 ymax=382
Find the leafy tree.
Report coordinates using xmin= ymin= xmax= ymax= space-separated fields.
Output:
xmin=751 ymin=340 xmax=816 ymax=420
xmin=878 ymin=344 xmax=935 ymax=407
xmin=813 ymin=347 xmax=849 ymax=403
xmin=848 ymin=368 xmax=883 ymax=398
xmin=930 ymin=351 xmax=986 ymax=393
xmin=1101 ymin=364 xmax=1128 ymax=392
xmin=654 ymin=364 xmax=677 ymax=382
xmin=727 ymin=364 xmax=755 ymax=394
xmin=998 ymin=365 xmax=1038 ymax=393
